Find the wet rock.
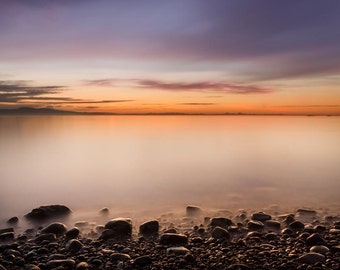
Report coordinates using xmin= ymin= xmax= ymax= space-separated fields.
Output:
xmin=211 ymin=226 xmax=230 ymax=240
xmin=288 ymin=220 xmax=305 ymax=230
xmin=264 ymin=220 xmax=281 ymax=230
xmin=0 ymin=232 xmax=14 ymax=242
xmin=34 ymin=233 xmax=57 ymax=244
xmin=0 ymin=228 xmax=14 ymax=234
xmin=66 ymin=239 xmax=83 ymax=252
xmin=306 ymin=233 xmax=326 ymax=246
xmin=139 ymin=220 xmax=159 ymax=236
xmin=76 ymin=262 xmax=90 ymax=270
xmin=25 ymin=205 xmax=71 ymax=222
xmin=99 ymin=229 xmax=115 ymax=241
xmin=110 ymin=253 xmax=131 ymax=261
xmin=228 ymin=264 xmax=252 ymax=270
xmin=133 ymin=255 xmax=152 ymax=266
xmin=160 ymin=233 xmax=188 ymax=245
xmin=41 ymin=222 xmax=67 ymax=235
xmin=298 ymin=252 xmax=325 ymax=265
xmin=164 ymin=228 xmax=177 ymax=233
xmin=104 ymin=218 xmax=132 ymax=237
xmin=46 ymin=259 xmax=75 ymax=269
xmin=6 ymin=217 xmax=19 ymax=225
xmin=186 ymin=205 xmax=202 ymax=216
xmin=167 ymin=246 xmax=190 ymax=255
xmin=65 ymin=227 xmax=80 ymax=239
xmin=297 ymin=209 xmax=317 ymax=216
xmin=251 ymin=212 xmax=271 ymax=222
xmin=210 ymin=217 xmax=232 ymax=228
xmin=24 ymin=264 xmax=41 ymax=270
xmin=247 ymin=220 xmax=264 ymax=231
xmin=310 ymin=245 xmax=329 ymax=255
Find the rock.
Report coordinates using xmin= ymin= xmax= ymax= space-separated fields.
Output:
xmin=6 ymin=217 xmax=19 ymax=225
xmin=298 ymin=252 xmax=325 ymax=265
xmin=211 ymin=226 xmax=230 ymax=240
xmin=164 ymin=228 xmax=177 ymax=233
xmin=0 ymin=228 xmax=14 ymax=234
xmin=66 ymin=239 xmax=83 ymax=252
xmin=65 ymin=227 xmax=80 ymax=239
xmin=297 ymin=209 xmax=317 ymax=216
xmin=228 ymin=264 xmax=252 ymax=270
xmin=210 ymin=217 xmax=232 ymax=228
xmin=76 ymin=262 xmax=90 ymax=270
xmin=310 ymin=245 xmax=329 ymax=255
xmin=25 ymin=205 xmax=71 ymax=222
xmin=288 ymin=220 xmax=305 ymax=230
xmin=264 ymin=220 xmax=281 ymax=230
xmin=41 ymin=222 xmax=67 ymax=235
xmin=99 ymin=229 xmax=115 ymax=241
xmin=0 ymin=232 xmax=14 ymax=242
xmin=46 ymin=259 xmax=75 ymax=270
xmin=305 ymin=233 xmax=326 ymax=246
xmin=110 ymin=253 xmax=131 ymax=261
xmin=186 ymin=205 xmax=202 ymax=217
xmin=104 ymin=218 xmax=132 ymax=237
xmin=133 ymin=255 xmax=152 ymax=266
xmin=160 ymin=233 xmax=188 ymax=245
xmin=251 ymin=212 xmax=271 ymax=222
xmin=35 ymin=233 xmax=57 ymax=244
xmin=24 ymin=264 xmax=41 ymax=270
xmin=99 ymin=207 xmax=110 ymax=215
xmin=139 ymin=220 xmax=159 ymax=236
xmin=167 ymin=246 xmax=190 ymax=255
xmin=247 ymin=220 xmax=264 ymax=231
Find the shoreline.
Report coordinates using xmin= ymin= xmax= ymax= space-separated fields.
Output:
xmin=0 ymin=205 xmax=339 ymax=269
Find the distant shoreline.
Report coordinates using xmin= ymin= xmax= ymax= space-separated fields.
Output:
xmin=0 ymin=107 xmax=339 ymax=116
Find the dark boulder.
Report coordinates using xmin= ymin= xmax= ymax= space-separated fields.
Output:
xmin=251 ymin=212 xmax=271 ymax=222
xmin=104 ymin=218 xmax=132 ymax=237
xmin=160 ymin=233 xmax=188 ymax=245
xmin=41 ymin=222 xmax=67 ymax=235
xmin=6 ymin=217 xmax=19 ymax=225
xmin=210 ymin=217 xmax=232 ymax=228
xmin=139 ymin=220 xmax=159 ymax=236
xmin=186 ymin=205 xmax=202 ymax=217
xmin=25 ymin=205 xmax=71 ymax=222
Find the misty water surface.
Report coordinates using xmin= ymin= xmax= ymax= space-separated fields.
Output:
xmin=1 ymin=115 xmax=340 ymax=221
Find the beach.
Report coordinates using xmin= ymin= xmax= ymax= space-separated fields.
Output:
xmin=0 ymin=204 xmax=339 ymax=269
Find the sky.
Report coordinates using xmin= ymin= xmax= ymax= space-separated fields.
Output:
xmin=0 ymin=0 xmax=340 ymax=115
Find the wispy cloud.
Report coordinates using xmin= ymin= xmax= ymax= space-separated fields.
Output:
xmin=179 ymin=102 xmax=216 ymax=106
xmin=81 ymin=77 xmax=272 ymax=94
xmin=83 ymin=79 xmax=116 ymax=87
xmin=135 ymin=79 xmax=272 ymax=94
xmin=0 ymin=80 xmax=134 ymax=105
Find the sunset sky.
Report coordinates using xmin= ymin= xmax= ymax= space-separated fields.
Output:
xmin=1 ymin=0 xmax=340 ymax=115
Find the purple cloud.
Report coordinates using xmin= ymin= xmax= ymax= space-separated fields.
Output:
xmin=136 ymin=80 xmax=272 ymax=94
xmin=0 ymin=80 xmax=134 ymax=105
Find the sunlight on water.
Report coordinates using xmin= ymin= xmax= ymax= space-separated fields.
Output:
xmin=1 ymin=116 xmax=340 ymax=221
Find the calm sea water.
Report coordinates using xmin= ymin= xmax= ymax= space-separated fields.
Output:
xmin=1 ymin=115 xmax=340 ymax=221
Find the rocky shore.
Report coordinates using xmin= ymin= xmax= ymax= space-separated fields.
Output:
xmin=0 ymin=205 xmax=339 ymax=269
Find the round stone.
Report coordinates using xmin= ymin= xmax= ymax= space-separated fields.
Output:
xmin=251 ymin=212 xmax=271 ymax=222
xmin=66 ymin=239 xmax=83 ymax=252
xmin=298 ymin=252 xmax=325 ymax=265
xmin=211 ymin=226 xmax=230 ymax=240
xmin=310 ymin=245 xmax=329 ymax=255
xmin=41 ymin=222 xmax=67 ymax=235
xmin=105 ymin=218 xmax=132 ymax=237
